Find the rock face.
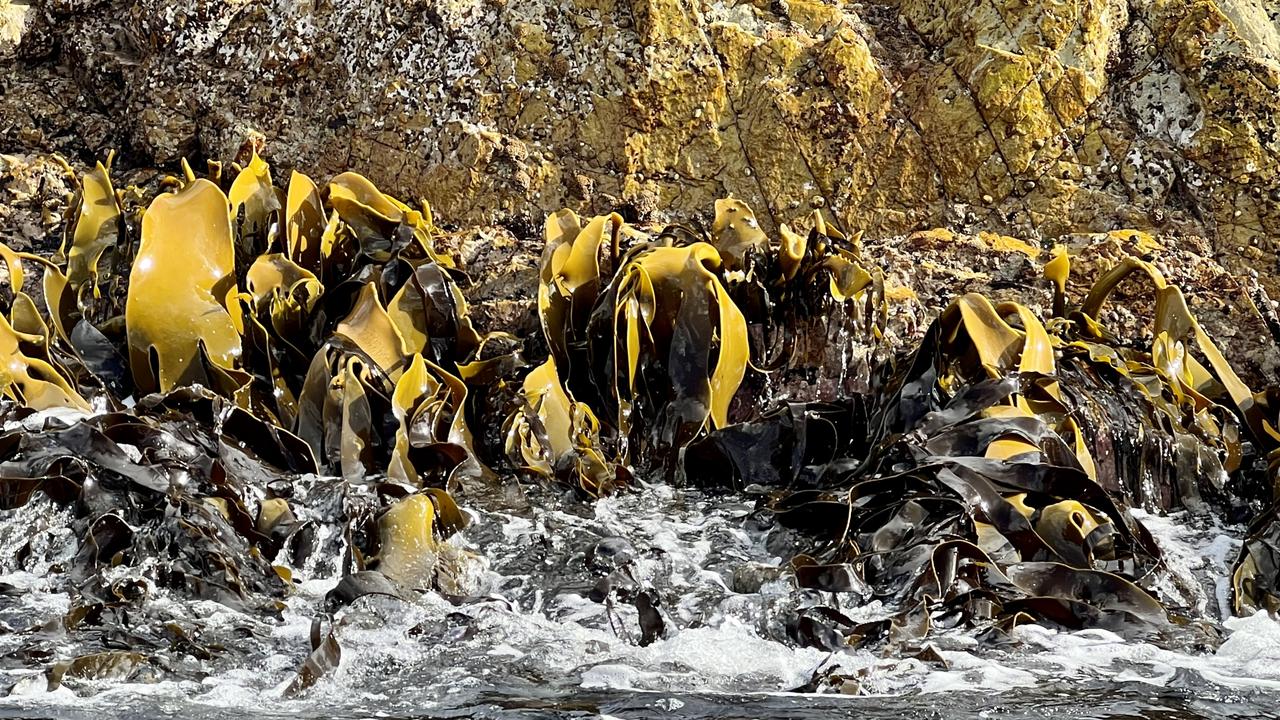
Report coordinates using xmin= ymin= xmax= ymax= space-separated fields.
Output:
xmin=2 ymin=0 xmax=1279 ymax=376
xmin=4 ymin=0 xmax=1279 ymax=280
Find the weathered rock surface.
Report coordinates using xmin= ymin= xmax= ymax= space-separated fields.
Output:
xmin=4 ymin=0 xmax=1279 ymax=266
xmin=1 ymin=0 xmax=1278 ymax=378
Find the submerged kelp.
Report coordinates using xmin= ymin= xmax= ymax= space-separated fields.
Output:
xmin=1 ymin=152 xmax=1279 ymax=695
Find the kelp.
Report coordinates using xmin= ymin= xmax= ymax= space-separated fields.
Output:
xmin=525 ymin=206 xmax=1275 ymax=644
xmin=125 ymin=178 xmax=244 ymax=393
xmin=588 ymin=241 xmax=749 ymax=461
xmin=0 ymin=156 xmax=501 ymax=692
xmin=5 ymin=151 xmax=1280 ymax=691
xmin=522 ymin=205 xmax=881 ymax=482
xmin=506 ymin=201 xmax=1255 ymax=640
xmin=685 ymin=239 xmax=1279 ymax=647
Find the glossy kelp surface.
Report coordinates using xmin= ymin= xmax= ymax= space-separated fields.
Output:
xmin=0 ymin=154 xmax=1278 ymax=697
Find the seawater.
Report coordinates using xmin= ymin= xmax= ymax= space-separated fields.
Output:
xmin=1 ymin=483 xmax=1278 ymax=719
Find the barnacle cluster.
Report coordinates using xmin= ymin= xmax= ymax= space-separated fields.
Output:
xmin=2 ymin=152 xmax=1280 ymax=691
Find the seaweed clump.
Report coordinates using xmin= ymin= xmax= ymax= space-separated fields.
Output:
xmin=511 ymin=203 xmax=1280 ymax=645
xmin=1 ymin=152 xmax=1279 ymax=692
xmin=0 ymin=155 xmax=504 ymax=691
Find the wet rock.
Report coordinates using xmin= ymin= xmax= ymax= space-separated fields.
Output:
xmin=585 ymin=536 xmax=635 ymax=575
xmin=732 ymin=561 xmax=786 ymax=594
xmin=0 ymin=154 xmax=73 ymax=254
xmin=0 ymin=0 xmax=30 ymax=61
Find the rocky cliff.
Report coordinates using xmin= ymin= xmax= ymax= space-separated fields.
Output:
xmin=2 ymin=0 xmax=1279 ymax=371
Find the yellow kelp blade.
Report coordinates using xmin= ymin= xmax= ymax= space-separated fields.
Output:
xmin=507 ymin=358 xmax=619 ymax=495
xmin=1034 ymin=500 xmax=1105 ymax=564
xmin=285 ymin=171 xmax=326 ymax=275
xmin=985 ymin=435 xmax=1041 ymax=461
xmin=330 ymin=173 xmax=448 ymax=264
xmin=328 ymin=171 xmax=413 ymax=234
xmin=708 ymin=282 xmax=748 ymax=429
xmin=712 ymin=198 xmax=767 ymax=270
xmin=945 ymin=294 xmax=1023 ymax=376
xmin=1062 ymin=417 xmax=1099 ymax=481
xmin=245 ymin=253 xmax=322 ymax=311
xmin=523 ymin=359 xmax=576 ymax=460
xmin=389 ymin=354 xmax=439 ymax=483
xmin=335 ymin=282 xmax=410 ymax=377
xmin=387 ymin=351 xmax=479 ymax=486
xmin=10 ymin=292 xmax=47 ymax=343
xmin=824 ymin=254 xmax=873 ymax=302
xmin=1044 ymin=246 xmax=1070 ymax=318
xmin=385 ymin=262 xmax=482 ymax=361
xmin=0 ymin=243 xmax=67 ymax=343
xmin=1080 ymin=257 xmax=1166 ymax=320
xmin=329 ymin=171 xmax=453 ymax=266
xmin=335 ymin=357 xmax=374 ymax=479
xmin=0 ymin=313 xmax=91 ymax=411
xmin=550 ymin=213 xmax=615 ymax=294
xmin=376 ymin=494 xmax=438 ymax=588
xmin=1007 ymin=304 xmax=1055 ymax=376
xmin=777 ymin=224 xmax=807 ymax=281
xmin=42 ymin=265 xmax=74 ymax=343
xmin=1082 ymin=258 xmax=1278 ymax=444
xmin=610 ymin=242 xmax=747 ymax=434
xmin=422 ymin=488 xmax=468 ymax=538
xmin=0 ymin=241 xmax=57 ymax=294
xmin=538 ymin=211 xmax=620 ymax=373
xmin=66 ymin=160 xmax=122 ymax=292
xmin=125 ymin=179 xmax=243 ymax=393
xmin=228 ymin=152 xmax=282 ymax=255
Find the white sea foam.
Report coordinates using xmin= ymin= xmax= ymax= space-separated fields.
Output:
xmin=3 ymin=486 xmax=1280 ymax=717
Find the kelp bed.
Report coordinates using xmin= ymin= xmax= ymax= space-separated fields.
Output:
xmin=2 ymin=153 xmax=1280 ymax=695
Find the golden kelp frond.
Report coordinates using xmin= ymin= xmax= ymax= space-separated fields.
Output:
xmin=328 ymin=172 xmax=452 ymax=267
xmin=752 ymin=211 xmax=887 ymax=375
xmin=375 ymin=491 xmax=471 ymax=589
xmin=777 ymin=223 xmax=807 ymax=282
xmin=63 ymin=159 xmax=123 ymax=296
xmin=375 ymin=493 xmax=438 ymax=588
xmin=7 ymin=154 xmax=497 ymax=610
xmin=595 ymin=242 xmax=748 ymax=456
xmin=522 ymin=203 xmax=894 ymax=480
xmin=503 ymin=358 xmax=620 ymax=497
xmin=126 ymin=179 xmax=243 ymax=394
xmin=388 ymin=354 xmax=479 ymax=487
xmin=684 ymin=234 xmax=1280 ymax=645
xmin=386 ymin=261 xmax=482 ymax=365
xmin=228 ymin=152 xmax=282 ymax=258
xmin=537 ymin=210 xmax=622 ymax=392
xmin=334 ymin=282 xmax=411 ymax=377
xmin=0 ymin=312 xmax=91 ymax=412
xmin=13 ymin=152 xmax=1280 ymax=658
xmin=712 ymin=198 xmax=768 ymax=272
xmin=246 ymin=253 xmax=323 ymax=311
xmin=284 ymin=171 xmax=326 ymax=276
